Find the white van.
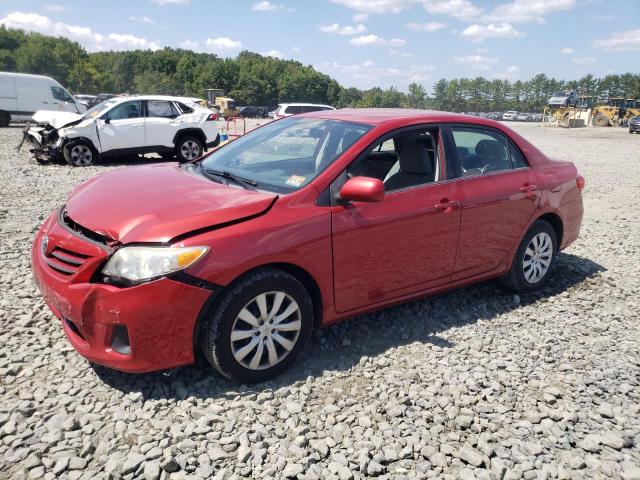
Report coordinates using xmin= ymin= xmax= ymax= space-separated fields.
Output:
xmin=0 ymin=72 xmax=86 ymax=127
xmin=272 ymin=103 xmax=335 ymax=118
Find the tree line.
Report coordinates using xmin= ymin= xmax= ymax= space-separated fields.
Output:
xmin=1 ymin=27 xmax=639 ymax=112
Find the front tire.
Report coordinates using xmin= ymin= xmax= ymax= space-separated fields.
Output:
xmin=200 ymin=268 xmax=313 ymax=383
xmin=592 ymin=113 xmax=609 ymax=127
xmin=63 ymin=140 xmax=97 ymax=166
xmin=501 ymin=220 xmax=557 ymax=293
xmin=175 ymin=135 xmax=203 ymax=162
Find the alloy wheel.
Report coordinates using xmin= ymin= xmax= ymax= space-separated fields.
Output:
xmin=70 ymin=145 xmax=93 ymax=166
xmin=523 ymin=232 xmax=553 ymax=283
xmin=230 ymin=291 xmax=302 ymax=371
xmin=181 ymin=140 xmax=201 ymax=160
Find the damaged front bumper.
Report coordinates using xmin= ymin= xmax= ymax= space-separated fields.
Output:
xmin=20 ymin=125 xmax=64 ymax=163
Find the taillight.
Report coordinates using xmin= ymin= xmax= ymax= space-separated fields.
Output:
xmin=576 ymin=175 xmax=585 ymax=190
xmin=206 ymin=113 xmax=218 ymax=121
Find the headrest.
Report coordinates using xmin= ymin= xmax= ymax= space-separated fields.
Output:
xmin=475 ymin=139 xmax=505 ymax=158
xmin=365 ymin=151 xmax=398 ymax=163
xmin=399 ymin=142 xmax=432 ymax=175
xmin=342 ymin=130 xmax=361 ymax=148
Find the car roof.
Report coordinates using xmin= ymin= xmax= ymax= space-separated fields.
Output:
xmin=296 ymin=108 xmax=496 ymax=126
xmin=279 ymin=103 xmax=335 ymax=108
xmin=105 ymin=95 xmax=205 ymax=105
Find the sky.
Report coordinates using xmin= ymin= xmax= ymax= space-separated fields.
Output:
xmin=1 ymin=0 xmax=639 ymax=92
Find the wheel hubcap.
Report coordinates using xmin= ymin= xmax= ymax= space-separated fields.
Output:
xmin=523 ymin=232 xmax=553 ymax=283
xmin=70 ymin=145 xmax=92 ymax=165
xmin=181 ymin=141 xmax=200 ymax=160
xmin=230 ymin=291 xmax=301 ymax=371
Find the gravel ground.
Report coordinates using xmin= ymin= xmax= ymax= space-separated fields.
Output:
xmin=1 ymin=121 xmax=639 ymax=480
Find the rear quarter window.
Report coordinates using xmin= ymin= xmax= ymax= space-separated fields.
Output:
xmin=176 ymin=102 xmax=194 ymax=114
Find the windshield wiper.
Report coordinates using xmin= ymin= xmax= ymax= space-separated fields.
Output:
xmin=200 ymin=166 xmax=258 ymax=190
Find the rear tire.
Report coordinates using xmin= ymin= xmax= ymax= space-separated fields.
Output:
xmin=63 ymin=140 xmax=97 ymax=167
xmin=501 ymin=220 xmax=557 ymax=293
xmin=175 ymin=135 xmax=203 ymax=162
xmin=0 ymin=112 xmax=10 ymax=128
xmin=200 ymin=268 xmax=313 ymax=383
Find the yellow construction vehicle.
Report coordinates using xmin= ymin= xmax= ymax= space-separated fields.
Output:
xmin=545 ymin=96 xmax=594 ymax=128
xmin=205 ymin=88 xmax=239 ymax=118
xmin=591 ymin=97 xmax=640 ymax=127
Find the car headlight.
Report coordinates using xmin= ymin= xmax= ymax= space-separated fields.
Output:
xmin=102 ymin=246 xmax=209 ymax=283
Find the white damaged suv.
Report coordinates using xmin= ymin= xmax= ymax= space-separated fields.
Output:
xmin=23 ymin=95 xmax=219 ymax=166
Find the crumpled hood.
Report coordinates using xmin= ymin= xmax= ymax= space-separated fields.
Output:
xmin=65 ymin=164 xmax=278 ymax=244
xmin=32 ymin=110 xmax=83 ymax=129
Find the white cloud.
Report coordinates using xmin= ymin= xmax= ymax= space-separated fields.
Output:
xmin=44 ymin=4 xmax=67 ymax=12
xmin=180 ymin=40 xmax=199 ymax=50
xmin=318 ymin=60 xmax=433 ymax=88
xmin=460 ymin=23 xmax=522 ymax=41
xmin=179 ymin=37 xmax=243 ymax=53
xmin=129 ymin=16 xmax=157 ymax=25
xmin=252 ymin=1 xmax=284 ymax=11
xmin=0 ymin=12 xmax=160 ymax=51
xmin=292 ymin=45 xmax=301 ymax=52
xmin=330 ymin=0 xmax=417 ymax=14
xmin=494 ymin=65 xmax=520 ymax=79
xmin=483 ymin=0 xmax=576 ymax=24
xmin=452 ymin=54 xmax=499 ymax=70
xmin=391 ymin=49 xmax=414 ymax=57
xmin=593 ymin=29 xmax=640 ymax=52
xmin=263 ymin=49 xmax=285 ymax=58
xmin=406 ymin=21 xmax=447 ymax=32
xmin=352 ymin=13 xmax=369 ymax=22
xmin=150 ymin=0 xmax=190 ymax=4
xmin=423 ymin=0 xmax=483 ymax=21
xmin=560 ymin=47 xmax=573 ymax=54
xmin=571 ymin=56 xmax=596 ymax=65
xmin=205 ymin=37 xmax=242 ymax=50
xmin=349 ymin=34 xmax=407 ymax=47
xmin=319 ymin=23 xmax=367 ymax=35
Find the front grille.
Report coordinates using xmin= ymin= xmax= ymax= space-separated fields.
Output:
xmin=60 ymin=209 xmax=114 ymax=247
xmin=45 ymin=246 xmax=91 ymax=276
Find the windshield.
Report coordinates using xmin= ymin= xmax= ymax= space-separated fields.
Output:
xmin=200 ymin=117 xmax=372 ymax=193
xmin=83 ymin=99 xmax=120 ymax=119
xmin=552 ymin=92 xmax=567 ymax=97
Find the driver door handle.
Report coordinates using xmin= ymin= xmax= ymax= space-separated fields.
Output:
xmin=435 ymin=200 xmax=460 ymax=213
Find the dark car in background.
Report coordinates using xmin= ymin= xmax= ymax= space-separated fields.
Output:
xmin=237 ymin=106 xmax=262 ymax=118
xmin=629 ymin=115 xmax=640 ymax=134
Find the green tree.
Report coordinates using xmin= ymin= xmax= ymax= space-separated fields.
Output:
xmin=406 ymin=83 xmax=428 ymax=109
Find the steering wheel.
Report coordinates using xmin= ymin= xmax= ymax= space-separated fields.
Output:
xmin=480 ymin=164 xmax=494 ymax=173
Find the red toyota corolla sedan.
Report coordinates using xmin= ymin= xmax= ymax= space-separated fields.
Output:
xmin=32 ymin=109 xmax=584 ymax=383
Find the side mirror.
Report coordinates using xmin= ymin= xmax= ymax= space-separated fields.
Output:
xmin=103 ymin=117 xmax=110 ymax=124
xmin=339 ymin=176 xmax=385 ymax=203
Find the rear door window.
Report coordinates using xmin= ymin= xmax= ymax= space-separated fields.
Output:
xmin=450 ymin=127 xmax=512 ymax=176
xmin=147 ymin=100 xmax=178 ymax=118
